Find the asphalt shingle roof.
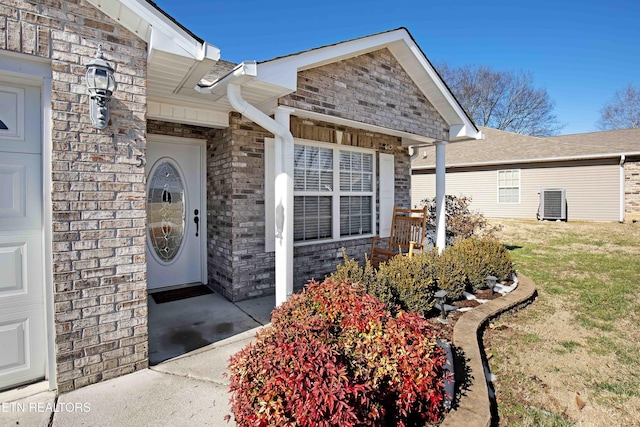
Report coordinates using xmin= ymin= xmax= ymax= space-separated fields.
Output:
xmin=412 ymin=127 xmax=640 ymax=169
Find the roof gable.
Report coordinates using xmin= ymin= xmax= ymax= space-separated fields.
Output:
xmin=278 ymin=48 xmax=449 ymax=140
xmin=254 ymin=28 xmax=480 ymax=141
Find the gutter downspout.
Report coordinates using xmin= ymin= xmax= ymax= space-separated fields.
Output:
xmin=226 ymin=83 xmax=294 ymax=306
xmin=620 ymin=154 xmax=626 ymax=223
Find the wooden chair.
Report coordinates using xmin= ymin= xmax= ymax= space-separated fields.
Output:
xmin=370 ymin=205 xmax=428 ymax=267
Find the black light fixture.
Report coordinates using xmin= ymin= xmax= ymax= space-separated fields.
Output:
xmin=86 ymin=44 xmax=116 ymax=129
xmin=485 ymin=275 xmax=498 ymax=296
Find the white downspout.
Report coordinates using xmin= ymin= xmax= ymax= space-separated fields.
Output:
xmin=620 ymin=154 xmax=626 ymax=223
xmin=226 ymin=83 xmax=294 ymax=306
xmin=435 ymin=141 xmax=447 ymax=253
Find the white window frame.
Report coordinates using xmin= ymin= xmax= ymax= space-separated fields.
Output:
xmin=497 ymin=169 xmax=521 ymax=204
xmin=293 ymin=138 xmax=377 ymax=246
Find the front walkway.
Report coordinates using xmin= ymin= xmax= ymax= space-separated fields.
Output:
xmin=0 ymin=292 xmax=275 ymax=427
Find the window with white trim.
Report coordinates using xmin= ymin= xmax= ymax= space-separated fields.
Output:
xmin=497 ymin=169 xmax=520 ymax=204
xmin=293 ymin=141 xmax=375 ymax=243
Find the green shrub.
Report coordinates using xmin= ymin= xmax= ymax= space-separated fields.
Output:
xmin=434 ymin=246 xmax=468 ymax=301
xmin=330 ymin=249 xmax=376 ymax=289
xmin=453 ymin=238 xmax=514 ymax=291
xmin=228 ymin=278 xmax=448 ymax=426
xmin=375 ymin=252 xmax=437 ymax=316
xmin=329 ymin=250 xmax=397 ymax=308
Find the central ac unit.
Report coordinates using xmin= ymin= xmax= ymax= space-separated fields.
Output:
xmin=539 ymin=188 xmax=566 ymax=221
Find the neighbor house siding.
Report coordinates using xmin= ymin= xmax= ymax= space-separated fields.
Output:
xmin=412 ymin=160 xmax=621 ymax=221
xmin=0 ymin=0 xmax=149 ymax=392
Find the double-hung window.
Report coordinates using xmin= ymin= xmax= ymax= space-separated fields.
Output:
xmin=497 ymin=169 xmax=520 ymax=204
xmin=293 ymin=140 xmax=375 ymax=243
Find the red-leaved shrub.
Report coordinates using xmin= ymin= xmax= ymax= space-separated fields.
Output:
xmin=227 ymin=278 xmax=449 ymax=426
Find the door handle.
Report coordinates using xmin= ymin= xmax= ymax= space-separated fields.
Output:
xmin=194 ymin=209 xmax=199 ymax=237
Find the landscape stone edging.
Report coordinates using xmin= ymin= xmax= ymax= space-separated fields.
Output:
xmin=440 ymin=273 xmax=537 ymax=427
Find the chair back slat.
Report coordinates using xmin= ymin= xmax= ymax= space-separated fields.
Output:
xmin=370 ymin=205 xmax=428 ymax=266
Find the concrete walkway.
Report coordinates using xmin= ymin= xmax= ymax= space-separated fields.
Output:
xmin=0 ymin=326 xmax=260 ymax=427
xmin=0 ymin=277 xmax=536 ymax=427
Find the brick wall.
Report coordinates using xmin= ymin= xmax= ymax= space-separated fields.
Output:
xmin=279 ymin=48 xmax=449 ymax=141
xmin=626 ymin=157 xmax=640 ymax=222
xmin=211 ymin=113 xmax=411 ymax=300
xmin=1 ymin=0 xmax=148 ymax=392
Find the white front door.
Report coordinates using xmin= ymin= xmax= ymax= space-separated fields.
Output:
xmin=0 ymin=78 xmax=46 ymax=390
xmin=146 ymin=137 xmax=205 ymax=290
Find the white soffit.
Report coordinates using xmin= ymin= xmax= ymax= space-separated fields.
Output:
xmin=87 ymin=0 xmax=220 ymax=99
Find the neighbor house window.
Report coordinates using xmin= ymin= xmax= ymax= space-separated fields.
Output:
xmin=498 ymin=169 xmax=520 ymax=204
xmin=293 ymin=141 xmax=375 ymax=243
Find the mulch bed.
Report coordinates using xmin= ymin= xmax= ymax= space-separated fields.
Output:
xmin=425 ymin=286 xmax=508 ymax=341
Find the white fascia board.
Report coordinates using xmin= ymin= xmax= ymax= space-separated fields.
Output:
xmin=148 ymin=100 xmax=229 ymax=128
xmin=255 ymin=29 xmax=410 ymax=91
xmin=398 ymin=40 xmax=480 ymax=140
xmin=87 ymin=0 xmax=220 ymax=62
xmin=450 ymin=124 xmax=485 ymax=141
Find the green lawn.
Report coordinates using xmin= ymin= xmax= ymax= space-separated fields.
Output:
xmin=485 ymin=219 xmax=640 ymax=427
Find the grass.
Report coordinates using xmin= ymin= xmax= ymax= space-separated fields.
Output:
xmin=485 ymin=219 xmax=640 ymax=426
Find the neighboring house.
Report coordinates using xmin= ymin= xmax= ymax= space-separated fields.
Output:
xmin=411 ymin=126 xmax=640 ymax=222
xmin=0 ymin=1 xmax=480 ymax=393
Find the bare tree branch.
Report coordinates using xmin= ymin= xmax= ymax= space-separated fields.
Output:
xmin=597 ymin=84 xmax=640 ymax=130
xmin=437 ymin=63 xmax=563 ymax=136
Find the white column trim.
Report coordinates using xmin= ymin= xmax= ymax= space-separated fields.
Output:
xmin=435 ymin=141 xmax=447 ymax=253
xmin=274 ymin=107 xmax=295 ymax=306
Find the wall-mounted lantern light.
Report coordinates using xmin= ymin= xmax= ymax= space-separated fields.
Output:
xmin=86 ymin=44 xmax=116 ymax=129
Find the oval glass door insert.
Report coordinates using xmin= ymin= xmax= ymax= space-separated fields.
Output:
xmin=147 ymin=160 xmax=186 ymax=262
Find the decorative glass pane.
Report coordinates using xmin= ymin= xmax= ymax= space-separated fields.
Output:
xmin=147 ymin=161 xmax=186 ymax=262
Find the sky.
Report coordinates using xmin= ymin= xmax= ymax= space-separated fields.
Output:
xmin=154 ymin=0 xmax=639 ymax=135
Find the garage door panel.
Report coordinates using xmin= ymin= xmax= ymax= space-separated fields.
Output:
xmin=0 ymin=241 xmax=23 ymax=295
xmin=0 ymin=75 xmax=45 ymax=391
xmin=0 ymin=308 xmax=45 ymax=390
xmin=0 ymin=83 xmax=40 ymax=154
xmin=0 ymin=153 xmax=41 ymax=231
xmin=0 ymin=318 xmax=28 ymax=374
xmin=0 ymin=234 xmax=43 ymax=303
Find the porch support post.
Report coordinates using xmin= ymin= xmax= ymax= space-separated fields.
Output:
xmin=274 ymin=107 xmax=294 ymax=306
xmin=435 ymin=141 xmax=447 ymax=253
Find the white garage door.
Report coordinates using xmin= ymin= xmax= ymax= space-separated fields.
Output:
xmin=0 ymin=78 xmax=46 ymax=391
